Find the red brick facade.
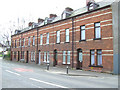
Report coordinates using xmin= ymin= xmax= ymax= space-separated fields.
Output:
xmin=11 ymin=5 xmax=114 ymax=73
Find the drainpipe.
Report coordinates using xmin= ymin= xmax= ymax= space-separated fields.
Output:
xmin=72 ymin=17 xmax=75 ymax=68
xmin=36 ymin=27 xmax=39 ymax=64
xmin=21 ymin=33 xmax=22 ymax=61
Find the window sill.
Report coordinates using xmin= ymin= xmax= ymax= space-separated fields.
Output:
xmin=65 ymin=42 xmax=70 ymax=43
xmin=89 ymin=65 xmax=103 ymax=68
xmin=79 ymin=39 xmax=86 ymax=42
xmin=93 ymin=38 xmax=101 ymax=40
xmin=56 ymin=42 xmax=60 ymax=44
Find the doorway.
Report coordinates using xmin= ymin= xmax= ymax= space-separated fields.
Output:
xmin=26 ymin=51 xmax=29 ymax=63
xmin=53 ymin=49 xmax=57 ymax=66
xmin=77 ymin=49 xmax=83 ymax=69
xmin=18 ymin=51 xmax=20 ymax=61
xmin=39 ymin=51 xmax=41 ymax=65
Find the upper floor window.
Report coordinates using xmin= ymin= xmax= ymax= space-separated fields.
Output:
xmin=15 ymin=40 xmax=16 ymax=48
xmin=19 ymin=39 xmax=21 ymax=47
xmin=90 ymin=50 xmax=95 ymax=66
xmin=40 ymin=34 xmax=43 ymax=45
xmin=46 ymin=33 xmax=49 ymax=44
xmin=65 ymin=29 xmax=69 ymax=42
xmin=23 ymin=38 xmax=25 ymax=47
xmin=28 ymin=37 xmax=31 ymax=46
xmin=97 ymin=49 xmax=102 ymax=66
xmin=95 ymin=22 xmax=101 ymax=39
xmin=33 ymin=36 xmax=35 ymax=46
xmin=80 ymin=25 xmax=86 ymax=41
xmin=56 ymin=31 xmax=60 ymax=43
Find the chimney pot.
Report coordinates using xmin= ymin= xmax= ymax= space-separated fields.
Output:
xmin=38 ymin=18 xmax=44 ymax=23
xmin=49 ymin=14 xmax=57 ymax=18
xmin=28 ymin=22 xmax=33 ymax=27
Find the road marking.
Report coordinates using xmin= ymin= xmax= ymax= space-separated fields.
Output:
xmin=29 ymin=78 xmax=68 ymax=88
xmin=5 ymin=70 xmax=21 ymax=76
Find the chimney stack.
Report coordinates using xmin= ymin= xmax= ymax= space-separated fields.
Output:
xmin=86 ymin=0 xmax=95 ymax=5
xmin=38 ymin=18 xmax=44 ymax=23
xmin=49 ymin=14 xmax=57 ymax=18
xmin=28 ymin=22 xmax=34 ymax=27
xmin=65 ymin=7 xmax=73 ymax=12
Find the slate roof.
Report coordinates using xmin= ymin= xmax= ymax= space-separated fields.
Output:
xmin=13 ymin=0 xmax=116 ymax=35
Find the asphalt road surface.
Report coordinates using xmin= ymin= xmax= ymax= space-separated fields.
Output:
xmin=0 ymin=57 xmax=118 ymax=88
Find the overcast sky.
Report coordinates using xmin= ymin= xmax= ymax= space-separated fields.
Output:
xmin=0 ymin=0 xmax=103 ymax=44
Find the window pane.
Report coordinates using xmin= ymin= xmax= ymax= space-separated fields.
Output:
xmin=46 ymin=33 xmax=49 ymax=44
xmin=63 ymin=51 xmax=66 ymax=64
xmin=57 ymin=31 xmax=60 ymax=43
xmin=81 ymin=26 xmax=85 ymax=29
xmin=95 ymin=23 xmax=100 ymax=27
xmin=97 ymin=50 xmax=102 ymax=65
xmin=67 ymin=51 xmax=70 ymax=64
xmin=91 ymin=50 xmax=95 ymax=65
xmin=40 ymin=34 xmax=43 ymax=45
xmin=95 ymin=28 xmax=101 ymax=38
xmin=81 ymin=30 xmax=85 ymax=40
xmin=44 ymin=52 xmax=46 ymax=62
xmin=47 ymin=51 xmax=49 ymax=63
xmin=79 ymin=52 xmax=82 ymax=62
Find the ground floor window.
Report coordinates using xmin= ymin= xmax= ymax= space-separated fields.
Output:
xmin=44 ymin=51 xmax=50 ymax=63
xmin=97 ymin=49 xmax=102 ymax=66
xmin=44 ymin=52 xmax=46 ymax=62
xmin=62 ymin=51 xmax=71 ymax=64
xmin=31 ymin=51 xmax=35 ymax=62
xmin=67 ymin=51 xmax=71 ymax=64
xmin=47 ymin=51 xmax=49 ymax=63
xmin=63 ymin=51 xmax=66 ymax=64
xmin=90 ymin=50 xmax=95 ymax=66
xmin=14 ymin=52 xmax=16 ymax=59
xmin=21 ymin=51 xmax=24 ymax=60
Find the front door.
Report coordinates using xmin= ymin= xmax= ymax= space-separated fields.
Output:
xmin=39 ymin=51 xmax=41 ymax=65
xmin=18 ymin=51 xmax=19 ymax=61
xmin=26 ymin=51 xmax=29 ymax=63
xmin=53 ymin=50 xmax=57 ymax=66
xmin=77 ymin=49 xmax=83 ymax=69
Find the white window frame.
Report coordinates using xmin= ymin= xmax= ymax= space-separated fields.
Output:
xmin=47 ymin=51 xmax=49 ymax=63
xmin=44 ymin=52 xmax=46 ymax=62
xmin=63 ymin=51 xmax=66 ymax=64
xmin=97 ymin=50 xmax=102 ymax=66
xmin=46 ymin=33 xmax=49 ymax=44
xmin=56 ymin=31 xmax=60 ymax=43
xmin=95 ymin=22 xmax=101 ymax=39
xmin=67 ymin=51 xmax=70 ymax=64
xmin=23 ymin=38 xmax=25 ymax=47
xmin=19 ymin=39 xmax=21 ymax=47
xmin=28 ymin=37 xmax=31 ymax=46
xmin=90 ymin=50 xmax=95 ymax=66
xmin=80 ymin=25 xmax=85 ymax=40
xmin=65 ymin=29 xmax=69 ymax=42
xmin=40 ymin=34 xmax=43 ymax=45
xmin=33 ymin=36 xmax=35 ymax=46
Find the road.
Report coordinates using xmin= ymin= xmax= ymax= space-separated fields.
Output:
xmin=0 ymin=57 xmax=118 ymax=88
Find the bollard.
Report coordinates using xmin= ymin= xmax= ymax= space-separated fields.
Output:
xmin=47 ymin=63 xmax=50 ymax=70
xmin=66 ymin=66 xmax=68 ymax=74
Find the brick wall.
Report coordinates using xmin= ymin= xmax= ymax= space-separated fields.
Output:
xmin=11 ymin=6 xmax=114 ymax=73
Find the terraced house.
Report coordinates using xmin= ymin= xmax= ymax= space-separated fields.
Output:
xmin=11 ymin=0 xmax=120 ymax=74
